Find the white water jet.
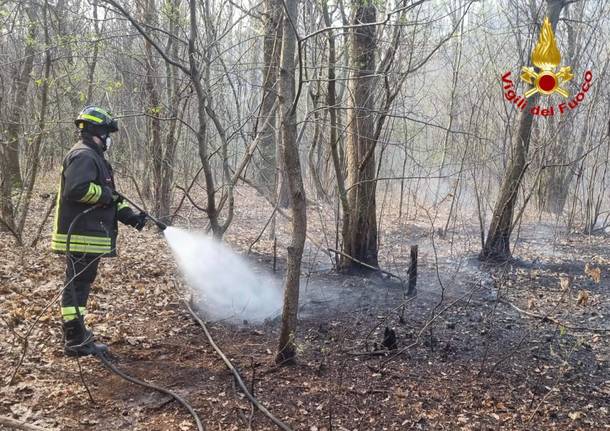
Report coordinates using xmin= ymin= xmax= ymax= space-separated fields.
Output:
xmin=163 ymin=227 xmax=282 ymax=323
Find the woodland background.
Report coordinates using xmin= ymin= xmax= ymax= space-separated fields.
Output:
xmin=1 ymin=0 xmax=609 ymax=429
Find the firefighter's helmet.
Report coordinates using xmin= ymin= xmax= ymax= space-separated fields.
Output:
xmin=75 ymin=106 xmax=118 ymax=133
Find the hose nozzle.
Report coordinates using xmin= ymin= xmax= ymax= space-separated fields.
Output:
xmin=114 ymin=191 xmax=168 ymax=231
xmin=154 ymin=220 xmax=168 ymax=231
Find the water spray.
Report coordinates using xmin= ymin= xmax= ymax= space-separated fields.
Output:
xmin=114 ymin=190 xmax=281 ymax=323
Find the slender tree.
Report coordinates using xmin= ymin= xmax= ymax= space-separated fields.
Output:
xmin=480 ymin=0 xmax=571 ymax=261
xmin=275 ymin=0 xmax=307 ymax=365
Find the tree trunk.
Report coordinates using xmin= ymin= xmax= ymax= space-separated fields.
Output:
xmin=480 ymin=0 xmax=566 ymax=261
xmin=275 ymin=134 xmax=291 ymax=209
xmin=340 ymin=1 xmax=378 ymax=271
xmin=186 ymin=0 xmax=221 ymax=237
xmin=0 ymin=4 xmax=38 ymax=231
xmin=4 ymin=36 xmax=35 ymax=188
xmin=85 ymin=0 xmax=101 ymax=103
xmin=481 ymin=93 xmax=539 ymax=261
xmin=276 ymin=0 xmax=307 ymax=365
xmin=307 ymin=79 xmax=328 ymax=200
xmin=322 ymin=0 xmax=349 ymax=268
xmin=140 ymin=0 xmax=165 ymax=221
xmin=158 ymin=0 xmax=182 ymax=226
xmin=16 ymin=1 xmax=51 ymax=236
xmin=537 ymin=3 xmax=582 ymax=214
xmin=256 ymin=0 xmax=282 ymax=197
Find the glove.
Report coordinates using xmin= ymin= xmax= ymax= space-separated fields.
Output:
xmin=125 ymin=211 xmax=147 ymax=231
xmin=111 ymin=192 xmax=123 ymax=204
xmin=119 ymin=208 xmax=146 ymax=230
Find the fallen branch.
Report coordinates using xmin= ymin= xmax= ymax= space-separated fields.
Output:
xmin=0 ymin=416 xmax=51 ymax=431
xmin=327 ymin=248 xmax=404 ymax=283
xmin=500 ymin=299 xmax=610 ymax=334
xmin=346 ymin=350 xmax=391 ymax=357
xmin=183 ymin=298 xmax=293 ymax=431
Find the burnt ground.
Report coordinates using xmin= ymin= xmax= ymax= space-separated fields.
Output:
xmin=1 ymin=187 xmax=609 ymax=430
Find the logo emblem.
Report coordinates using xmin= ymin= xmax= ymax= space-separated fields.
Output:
xmin=520 ymin=17 xmax=573 ymax=98
xmin=501 ymin=16 xmax=592 ymax=117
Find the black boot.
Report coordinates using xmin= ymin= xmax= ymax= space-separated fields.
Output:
xmin=63 ymin=319 xmax=108 ymax=357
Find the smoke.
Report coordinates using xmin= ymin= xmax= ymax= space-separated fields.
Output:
xmin=163 ymin=227 xmax=283 ymax=323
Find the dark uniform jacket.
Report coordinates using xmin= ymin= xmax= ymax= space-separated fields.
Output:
xmin=51 ymin=137 xmax=134 ymax=256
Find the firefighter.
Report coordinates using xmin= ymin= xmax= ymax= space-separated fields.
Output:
xmin=52 ymin=106 xmax=146 ymax=356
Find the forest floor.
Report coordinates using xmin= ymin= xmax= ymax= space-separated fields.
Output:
xmin=1 ymin=183 xmax=608 ymax=431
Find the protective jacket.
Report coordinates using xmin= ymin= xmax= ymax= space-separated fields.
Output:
xmin=51 ymin=137 xmax=134 ymax=256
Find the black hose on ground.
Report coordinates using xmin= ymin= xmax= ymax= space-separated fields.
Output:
xmin=184 ymin=298 xmax=294 ymax=431
xmin=66 ymin=207 xmax=204 ymax=431
xmin=94 ymin=352 xmax=204 ymax=431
